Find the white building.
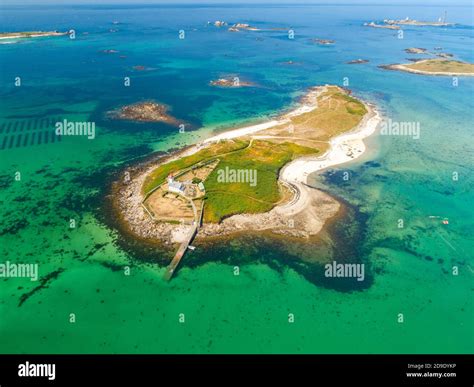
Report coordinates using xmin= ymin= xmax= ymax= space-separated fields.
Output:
xmin=167 ymin=175 xmax=184 ymax=194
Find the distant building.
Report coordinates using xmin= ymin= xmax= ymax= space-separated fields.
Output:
xmin=167 ymin=175 xmax=184 ymax=194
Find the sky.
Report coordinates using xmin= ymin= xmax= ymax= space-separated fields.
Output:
xmin=1 ymin=0 xmax=473 ymax=5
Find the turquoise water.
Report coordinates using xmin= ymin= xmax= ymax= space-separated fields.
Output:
xmin=0 ymin=4 xmax=473 ymax=354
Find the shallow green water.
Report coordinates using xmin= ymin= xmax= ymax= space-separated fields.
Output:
xmin=0 ymin=4 xmax=472 ymax=354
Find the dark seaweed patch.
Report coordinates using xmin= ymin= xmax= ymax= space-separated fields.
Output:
xmin=18 ymin=269 xmax=64 ymax=307
xmin=0 ymin=218 xmax=29 ymax=236
xmin=80 ymin=243 xmax=109 ymax=262
xmin=322 ymin=169 xmax=358 ymax=186
xmin=363 ymin=160 xmax=381 ymax=168
xmin=0 ymin=175 xmax=13 ymax=189
xmin=101 ymin=261 xmax=125 ymax=272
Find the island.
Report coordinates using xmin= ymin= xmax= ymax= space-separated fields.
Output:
xmin=404 ymin=47 xmax=428 ymax=54
xmin=365 ymin=15 xmax=453 ymax=30
xmin=312 ymin=39 xmax=335 ymax=45
xmin=0 ymin=31 xmax=70 ymax=40
xmin=209 ymin=20 xmax=286 ymax=33
xmin=228 ymin=23 xmax=260 ymax=32
xmin=210 ymin=20 xmax=227 ymax=27
xmin=107 ymin=101 xmax=182 ymax=126
xmin=209 ymin=77 xmax=254 ymax=87
xmin=436 ymin=53 xmax=454 ymax=59
xmin=111 ymin=85 xmax=381 ymax=279
xmin=380 ymin=59 xmax=474 ymax=76
xmin=404 ymin=47 xmax=453 ymax=59
xmin=364 ymin=22 xmax=400 ymax=30
xmin=347 ymin=59 xmax=369 ymax=65
xmin=384 ymin=17 xmax=453 ymax=27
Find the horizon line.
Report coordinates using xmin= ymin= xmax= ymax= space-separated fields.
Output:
xmin=1 ymin=1 xmax=472 ymax=6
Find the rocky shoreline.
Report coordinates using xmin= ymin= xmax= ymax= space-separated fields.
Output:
xmin=110 ymin=86 xmax=380 ymax=247
xmin=209 ymin=77 xmax=254 ymax=88
xmin=107 ymin=101 xmax=182 ymax=126
xmin=110 ymin=150 xmax=340 ymax=246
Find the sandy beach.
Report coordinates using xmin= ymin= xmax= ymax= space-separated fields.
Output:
xmin=199 ymin=89 xmax=381 ymax=238
xmin=114 ymin=85 xmax=382 ymax=243
xmin=0 ymin=31 xmax=69 ymax=40
xmin=280 ymin=104 xmax=381 ymax=184
xmin=203 ymin=87 xmax=320 ymax=143
xmin=203 ymin=87 xmax=380 ymax=185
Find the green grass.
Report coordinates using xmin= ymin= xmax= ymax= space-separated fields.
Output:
xmin=203 ymin=192 xmax=273 ymax=223
xmin=341 ymin=94 xmax=368 ymax=116
xmin=142 ymin=139 xmax=249 ymax=194
xmin=143 ymin=139 xmax=317 ymax=223
xmin=142 ymin=86 xmax=367 ymax=223
xmin=203 ymin=141 xmax=317 ymax=223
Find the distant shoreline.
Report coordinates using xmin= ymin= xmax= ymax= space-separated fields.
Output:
xmin=0 ymin=31 xmax=69 ymax=40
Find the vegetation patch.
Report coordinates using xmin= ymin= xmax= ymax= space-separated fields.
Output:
xmin=203 ymin=141 xmax=316 ymax=222
xmin=405 ymin=59 xmax=474 ymax=74
xmin=142 ymin=139 xmax=249 ymax=194
xmin=141 ymin=86 xmax=368 ymax=223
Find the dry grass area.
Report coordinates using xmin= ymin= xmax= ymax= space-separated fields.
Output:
xmin=257 ymin=86 xmax=367 ymax=144
xmin=275 ymin=182 xmax=294 ymax=205
xmin=251 ymin=135 xmax=330 ymax=154
xmin=144 ymin=161 xmax=217 ymax=222
xmin=146 ymin=189 xmax=194 ymax=222
xmin=403 ymin=59 xmax=474 ymax=74
xmin=176 ymin=159 xmax=219 ymax=184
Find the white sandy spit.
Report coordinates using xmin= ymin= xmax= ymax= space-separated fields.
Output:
xmin=281 ymin=105 xmax=381 ymax=184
